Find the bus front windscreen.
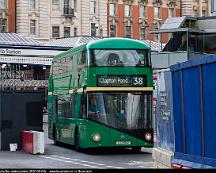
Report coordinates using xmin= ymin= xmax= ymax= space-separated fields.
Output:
xmin=87 ymin=92 xmax=152 ymax=129
xmin=90 ymin=49 xmax=150 ymax=67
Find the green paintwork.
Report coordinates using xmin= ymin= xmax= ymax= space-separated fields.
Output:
xmin=87 ymin=38 xmax=149 ymax=49
xmin=48 ymin=38 xmax=153 ymax=149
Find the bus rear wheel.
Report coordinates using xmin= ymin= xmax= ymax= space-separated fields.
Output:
xmin=131 ymin=147 xmax=142 ymax=152
xmin=53 ymin=126 xmax=58 ymax=145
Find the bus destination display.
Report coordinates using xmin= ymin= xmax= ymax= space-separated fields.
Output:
xmin=97 ymin=75 xmax=146 ymax=87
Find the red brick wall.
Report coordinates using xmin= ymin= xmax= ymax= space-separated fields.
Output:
xmin=146 ymin=6 xmax=154 ymax=41
xmin=117 ymin=4 xmax=124 ymax=37
xmin=108 ymin=2 xmax=180 ymax=43
xmin=8 ymin=0 xmax=16 ymax=32
xmin=161 ymin=7 xmax=168 ymax=43
xmin=132 ymin=5 xmax=139 ymax=39
xmin=176 ymin=8 xmax=181 ymax=17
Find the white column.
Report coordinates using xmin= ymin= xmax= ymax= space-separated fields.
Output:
xmin=199 ymin=0 xmax=203 ymax=17
xmin=208 ymin=0 xmax=212 ymax=16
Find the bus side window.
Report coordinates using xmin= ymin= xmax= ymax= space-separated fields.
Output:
xmin=65 ymin=101 xmax=70 ymax=118
xmin=80 ymin=51 xmax=86 ymax=65
xmin=69 ymin=94 xmax=76 ymax=118
xmin=139 ymin=54 xmax=145 ymax=65
xmin=53 ymin=97 xmax=58 ymax=116
xmin=57 ymin=100 xmax=62 ymax=116
xmin=69 ymin=94 xmax=77 ymax=118
xmin=79 ymin=93 xmax=86 ymax=119
xmin=69 ymin=98 xmax=73 ymax=118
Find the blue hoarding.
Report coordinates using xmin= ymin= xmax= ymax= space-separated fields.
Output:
xmin=170 ymin=54 xmax=216 ymax=167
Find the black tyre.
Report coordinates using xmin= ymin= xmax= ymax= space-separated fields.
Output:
xmin=53 ymin=126 xmax=58 ymax=145
xmin=131 ymin=147 xmax=142 ymax=152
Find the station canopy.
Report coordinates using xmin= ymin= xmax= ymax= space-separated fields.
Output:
xmin=0 ymin=33 xmax=66 ymax=66
xmin=151 ymin=16 xmax=198 ymax=34
xmin=46 ymin=36 xmax=100 ymax=48
xmin=0 ymin=33 xmax=43 ymax=46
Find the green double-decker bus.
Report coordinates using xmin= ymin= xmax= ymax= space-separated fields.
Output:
xmin=48 ymin=38 xmax=153 ymax=151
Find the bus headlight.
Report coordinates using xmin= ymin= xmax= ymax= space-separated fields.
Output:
xmin=92 ymin=134 xmax=101 ymax=143
xmin=145 ymin=133 xmax=152 ymax=141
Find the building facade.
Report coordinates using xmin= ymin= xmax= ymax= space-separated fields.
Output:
xmin=16 ymin=0 xmax=107 ymax=42
xmin=211 ymin=0 xmax=216 ymax=16
xmin=107 ymin=0 xmax=181 ymax=43
xmin=181 ymin=0 xmax=210 ymax=17
xmin=0 ymin=0 xmax=16 ymax=33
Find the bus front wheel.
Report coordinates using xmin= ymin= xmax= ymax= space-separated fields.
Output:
xmin=131 ymin=147 xmax=142 ymax=152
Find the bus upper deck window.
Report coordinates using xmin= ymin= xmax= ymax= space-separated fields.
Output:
xmin=80 ymin=52 xmax=85 ymax=64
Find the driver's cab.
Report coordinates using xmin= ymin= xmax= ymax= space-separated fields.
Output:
xmin=107 ymin=53 xmax=123 ymax=66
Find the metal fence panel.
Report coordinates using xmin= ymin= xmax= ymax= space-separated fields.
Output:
xmin=156 ymin=69 xmax=174 ymax=151
xmin=202 ymin=62 xmax=216 ymax=158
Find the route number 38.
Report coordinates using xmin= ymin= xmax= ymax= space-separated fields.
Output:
xmin=133 ymin=77 xmax=144 ymax=86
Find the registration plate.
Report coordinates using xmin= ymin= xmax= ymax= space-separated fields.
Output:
xmin=116 ymin=141 xmax=131 ymax=145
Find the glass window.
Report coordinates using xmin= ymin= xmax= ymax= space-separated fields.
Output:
xmin=125 ymin=5 xmax=131 ymax=17
xmin=64 ymin=0 xmax=69 ymax=9
xmin=57 ymin=100 xmax=63 ymax=116
xmin=87 ymin=92 xmax=152 ymax=129
xmin=110 ymin=25 xmax=116 ymax=37
xmin=168 ymin=8 xmax=174 ymax=17
xmin=140 ymin=27 xmax=145 ymax=40
xmin=110 ymin=3 xmax=116 ymax=16
xmin=64 ymin=27 xmax=70 ymax=37
xmin=90 ymin=1 xmax=97 ymax=14
xmin=91 ymin=49 xmax=150 ymax=67
xmin=67 ymin=95 xmax=76 ymax=118
xmin=52 ymin=0 xmax=60 ymax=10
xmin=154 ymin=7 xmax=160 ymax=18
xmin=52 ymin=26 xmax=60 ymax=38
xmin=57 ymin=99 xmax=70 ymax=117
xmin=202 ymin=10 xmax=206 ymax=16
xmin=0 ymin=18 xmax=7 ymax=32
xmin=74 ymin=27 xmax=77 ymax=36
xmin=30 ymin=20 xmax=36 ymax=35
xmin=91 ymin=23 xmax=96 ymax=37
xmin=74 ymin=0 xmax=77 ymax=11
xmin=0 ymin=0 xmax=7 ymax=9
xmin=140 ymin=5 xmax=146 ymax=18
xmin=212 ymin=0 xmax=216 ymax=12
xmin=53 ymin=56 xmax=73 ymax=75
xmin=125 ymin=26 xmax=131 ymax=38
xmin=79 ymin=93 xmax=87 ymax=118
xmin=155 ymin=34 xmax=160 ymax=42
xmin=80 ymin=51 xmax=87 ymax=65
xmin=29 ymin=0 xmax=36 ymax=10
xmin=64 ymin=0 xmax=71 ymax=8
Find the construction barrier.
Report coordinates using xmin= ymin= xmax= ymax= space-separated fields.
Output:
xmin=22 ymin=130 xmax=44 ymax=154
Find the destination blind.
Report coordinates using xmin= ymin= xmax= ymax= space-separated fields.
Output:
xmin=97 ymin=75 xmax=147 ymax=87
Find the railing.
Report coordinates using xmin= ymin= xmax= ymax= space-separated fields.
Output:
xmin=63 ymin=7 xmax=75 ymax=17
xmin=151 ymin=51 xmax=188 ymax=69
xmin=0 ymin=79 xmax=48 ymax=88
xmin=151 ymin=51 xmax=205 ymax=69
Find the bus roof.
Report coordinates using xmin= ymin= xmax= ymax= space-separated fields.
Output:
xmin=53 ymin=38 xmax=149 ymax=60
xmin=87 ymin=38 xmax=149 ymax=49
